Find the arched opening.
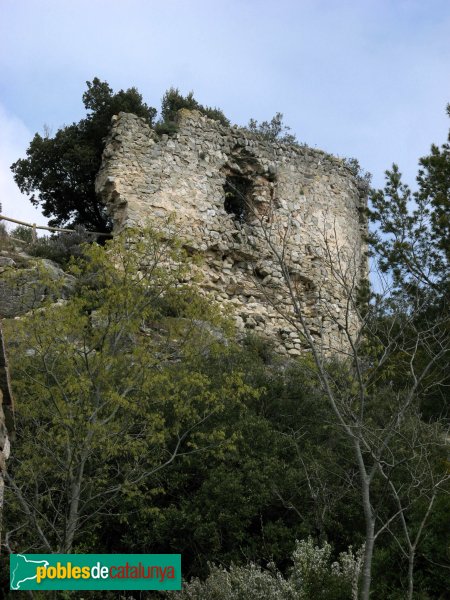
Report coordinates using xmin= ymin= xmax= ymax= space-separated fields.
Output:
xmin=224 ymin=174 xmax=253 ymax=221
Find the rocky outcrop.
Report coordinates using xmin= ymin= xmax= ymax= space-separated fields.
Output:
xmin=0 ymin=252 xmax=75 ymax=318
xmin=96 ymin=110 xmax=368 ymax=355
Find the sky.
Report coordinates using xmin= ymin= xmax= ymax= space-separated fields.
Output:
xmin=1 ymin=0 xmax=449 ymax=228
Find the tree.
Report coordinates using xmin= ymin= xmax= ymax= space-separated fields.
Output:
xmin=3 ymin=227 xmax=254 ymax=555
xmin=370 ymin=104 xmax=450 ymax=299
xmin=247 ymin=112 xmax=297 ymax=144
xmin=264 ymin=241 xmax=447 ymax=599
xmin=230 ymin=127 xmax=449 ymax=598
xmin=156 ymin=87 xmax=230 ymax=134
xmin=417 ymin=114 xmax=450 ymax=267
xmin=372 ymin=414 xmax=449 ymax=600
xmin=11 ymin=78 xmax=156 ymax=232
xmin=370 ymin=104 xmax=450 ymax=422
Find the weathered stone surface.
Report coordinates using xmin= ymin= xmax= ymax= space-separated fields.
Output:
xmin=96 ymin=110 xmax=368 ymax=355
xmin=0 ymin=254 xmax=76 ymax=318
xmin=0 ymin=257 xmax=15 ymax=269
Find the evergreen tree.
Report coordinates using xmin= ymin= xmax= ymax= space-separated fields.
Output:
xmin=370 ymin=103 xmax=450 ymax=420
xmin=11 ymin=78 xmax=156 ymax=232
xmin=157 ymin=87 xmax=230 ymax=133
xmin=370 ymin=103 xmax=450 ymax=299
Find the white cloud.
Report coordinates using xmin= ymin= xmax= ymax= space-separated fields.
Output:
xmin=0 ymin=103 xmax=48 ymax=230
xmin=1 ymin=0 xmax=449 ymax=204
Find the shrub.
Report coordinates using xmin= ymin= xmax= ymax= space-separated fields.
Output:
xmin=168 ymin=538 xmax=364 ymax=600
xmin=27 ymin=227 xmax=94 ymax=265
xmin=0 ymin=222 xmax=16 ymax=251
xmin=10 ymin=225 xmax=34 ymax=244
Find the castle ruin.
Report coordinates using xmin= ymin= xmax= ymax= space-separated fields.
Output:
xmin=96 ymin=110 xmax=368 ymax=356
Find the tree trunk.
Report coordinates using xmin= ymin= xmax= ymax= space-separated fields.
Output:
xmin=355 ymin=439 xmax=374 ymax=600
xmin=407 ymin=550 xmax=415 ymax=600
xmin=62 ymin=441 xmax=91 ymax=553
xmin=360 ymin=517 xmax=375 ymax=600
xmin=63 ymin=466 xmax=84 ymax=554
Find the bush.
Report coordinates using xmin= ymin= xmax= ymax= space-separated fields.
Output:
xmin=154 ymin=120 xmax=180 ymax=137
xmin=168 ymin=538 xmax=364 ymax=600
xmin=246 ymin=113 xmax=297 ymax=144
xmin=26 ymin=227 xmax=94 ymax=265
xmin=0 ymin=222 xmax=11 ymax=249
xmin=10 ymin=225 xmax=33 ymax=244
xmin=157 ymin=88 xmax=230 ymax=136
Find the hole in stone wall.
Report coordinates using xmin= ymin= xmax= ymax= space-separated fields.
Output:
xmin=224 ymin=175 xmax=253 ymax=222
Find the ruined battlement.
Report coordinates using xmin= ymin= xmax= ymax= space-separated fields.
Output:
xmin=96 ymin=110 xmax=368 ymax=355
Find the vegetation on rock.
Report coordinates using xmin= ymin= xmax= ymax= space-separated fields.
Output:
xmin=1 ymin=94 xmax=449 ymax=600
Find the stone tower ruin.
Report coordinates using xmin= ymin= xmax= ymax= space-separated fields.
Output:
xmin=96 ymin=110 xmax=368 ymax=356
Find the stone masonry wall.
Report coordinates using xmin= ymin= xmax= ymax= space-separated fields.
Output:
xmin=96 ymin=110 xmax=368 ymax=356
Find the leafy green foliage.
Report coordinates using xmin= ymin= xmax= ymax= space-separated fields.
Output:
xmin=0 ymin=222 xmax=14 ymax=251
xmin=370 ymin=104 xmax=450 ymax=299
xmin=11 ymin=78 xmax=156 ymax=232
xmin=416 ymin=104 xmax=450 ymax=265
xmin=156 ymin=87 xmax=230 ymax=135
xmin=369 ymin=104 xmax=450 ymax=421
xmin=24 ymin=227 xmax=95 ymax=266
xmin=9 ymin=225 xmax=33 ymax=244
xmin=3 ymin=239 xmax=447 ymax=597
xmin=342 ymin=157 xmax=372 ymax=190
xmin=4 ymin=228 xmax=253 ymax=555
xmin=4 ymin=102 xmax=450 ymax=599
xmin=372 ymin=492 xmax=450 ymax=599
xmin=247 ymin=113 xmax=297 ymax=144
xmin=169 ymin=538 xmax=363 ymax=600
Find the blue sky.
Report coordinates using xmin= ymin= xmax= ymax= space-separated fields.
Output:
xmin=1 ymin=0 xmax=449 ymax=226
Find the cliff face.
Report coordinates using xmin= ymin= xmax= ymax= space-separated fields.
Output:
xmin=96 ymin=110 xmax=368 ymax=355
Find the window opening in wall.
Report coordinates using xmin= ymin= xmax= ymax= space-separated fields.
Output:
xmin=224 ymin=175 xmax=253 ymax=221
